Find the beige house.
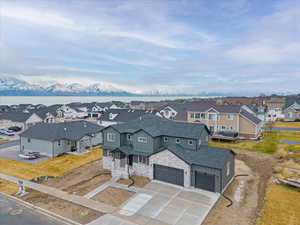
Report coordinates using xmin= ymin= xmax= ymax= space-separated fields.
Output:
xmin=284 ymin=102 xmax=300 ymax=121
xmin=187 ymin=105 xmax=262 ymax=139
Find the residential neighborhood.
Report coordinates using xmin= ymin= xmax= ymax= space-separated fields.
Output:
xmin=1 ymin=1 xmax=299 ymax=225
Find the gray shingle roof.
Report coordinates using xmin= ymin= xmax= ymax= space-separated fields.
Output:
xmin=100 ymin=109 xmax=160 ymax=123
xmin=20 ymin=121 xmax=104 ymax=141
xmin=161 ymin=144 xmax=234 ymax=169
xmin=0 ymin=112 xmax=34 ymax=123
xmin=240 ymin=109 xmax=262 ymax=125
xmin=110 ymin=114 xmax=209 ymax=139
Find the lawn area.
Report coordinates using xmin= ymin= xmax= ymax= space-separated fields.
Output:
xmin=0 ymin=178 xmax=18 ymax=195
xmin=210 ymin=130 xmax=300 ymax=154
xmin=256 ymin=184 xmax=300 ymax=225
xmin=0 ymin=138 xmax=8 ymax=143
xmin=274 ymin=121 xmax=300 ymax=128
xmin=0 ymin=146 xmax=102 ymax=194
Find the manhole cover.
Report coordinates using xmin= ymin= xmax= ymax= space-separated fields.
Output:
xmin=9 ymin=208 xmax=23 ymax=215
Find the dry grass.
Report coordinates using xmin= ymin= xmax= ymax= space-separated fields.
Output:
xmin=0 ymin=146 xmax=102 ymax=186
xmin=274 ymin=121 xmax=300 ymax=128
xmin=210 ymin=130 xmax=300 ymax=155
xmin=118 ymin=175 xmax=150 ymax=187
xmin=256 ymin=184 xmax=300 ymax=225
xmin=0 ymin=178 xmax=19 ymax=195
xmin=92 ymin=187 xmax=134 ymax=207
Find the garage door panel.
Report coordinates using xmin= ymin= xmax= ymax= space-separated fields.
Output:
xmin=154 ymin=164 xmax=184 ymax=186
xmin=194 ymin=171 xmax=215 ymax=192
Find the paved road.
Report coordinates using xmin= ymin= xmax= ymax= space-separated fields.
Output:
xmin=0 ymin=193 xmax=63 ymax=225
xmin=0 ymin=140 xmax=19 ymax=149
xmin=262 ymin=126 xmax=300 ymax=131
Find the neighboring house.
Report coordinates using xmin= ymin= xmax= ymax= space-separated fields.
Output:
xmin=0 ymin=105 xmax=10 ymax=112
xmin=30 ymin=107 xmax=61 ymax=123
xmin=284 ymin=102 xmax=300 ymax=121
xmin=102 ymin=115 xmax=235 ymax=193
xmin=129 ymin=101 xmax=146 ymax=110
xmin=186 ymin=103 xmax=262 ymax=139
xmin=264 ymin=97 xmax=285 ymax=121
xmin=99 ymin=109 xmax=162 ymax=127
xmin=57 ymin=105 xmax=88 ymax=119
xmin=0 ymin=112 xmax=43 ymax=130
xmin=242 ymin=104 xmax=267 ymax=122
xmin=20 ymin=121 xmax=104 ymax=157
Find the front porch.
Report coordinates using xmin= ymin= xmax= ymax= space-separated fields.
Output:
xmin=103 ymin=149 xmax=151 ymax=179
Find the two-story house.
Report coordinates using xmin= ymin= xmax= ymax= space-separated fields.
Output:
xmin=102 ymin=115 xmax=235 ymax=193
xmin=186 ymin=104 xmax=262 ymax=139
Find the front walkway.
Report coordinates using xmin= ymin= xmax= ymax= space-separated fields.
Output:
xmin=0 ymin=173 xmax=116 ymax=214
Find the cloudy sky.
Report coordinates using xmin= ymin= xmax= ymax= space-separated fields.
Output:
xmin=0 ymin=0 xmax=299 ymax=95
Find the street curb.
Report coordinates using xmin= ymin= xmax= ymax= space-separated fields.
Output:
xmin=0 ymin=192 xmax=82 ymax=225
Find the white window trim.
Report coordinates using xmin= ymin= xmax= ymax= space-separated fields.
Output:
xmin=107 ymin=133 xmax=115 ymax=142
xmin=208 ymin=113 xmax=218 ymax=121
xmin=227 ymin=114 xmax=234 ymax=120
xmin=138 ymin=137 xmax=147 ymax=143
xmin=226 ymin=162 xmax=230 ymax=176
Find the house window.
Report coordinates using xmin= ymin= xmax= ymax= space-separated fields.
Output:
xmin=138 ymin=137 xmax=147 ymax=143
xmin=226 ymin=162 xmax=230 ymax=176
xmin=221 ymin=126 xmax=226 ymax=130
xmin=206 ymin=136 xmax=209 ymax=142
xmin=176 ymin=138 xmax=181 ymax=144
xmin=27 ymin=138 xmax=31 ymax=143
xmin=190 ymin=113 xmax=195 ymax=119
xmin=288 ymin=112 xmax=293 ymax=118
xmin=230 ymin=126 xmax=234 ymax=131
xmin=208 ymin=113 xmax=217 ymax=120
xmin=227 ymin=114 xmax=233 ymax=120
xmin=195 ymin=113 xmax=200 ymax=119
xmin=188 ymin=140 xmax=193 ymax=145
xmin=138 ymin=155 xmax=149 ymax=165
xmin=107 ymin=133 xmax=116 ymax=142
xmin=58 ymin=140 xmax=61 ymax=146
xmin=164 ymin=137 xmax=168 ymax=142
xmin=199 ymin=139 xmax=202 ymax=145
xmin=127 ymin=134 xmax=132 ymax=140
xmin=201 ymin=113 xmax=206 ymax=119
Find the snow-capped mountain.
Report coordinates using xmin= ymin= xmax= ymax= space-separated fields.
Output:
xmin=0 ymin=77 xmax=135 ymax=96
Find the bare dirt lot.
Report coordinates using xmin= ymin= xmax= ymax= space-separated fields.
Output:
xmin=20 ymin=189 xmax=104 ymax=224
xmin=203 ymin=149 xmax=277 ymax=225
xmin=92 ymin=186 xmax=135 ymax=207
xmin=117 ymin=175 xmax=150 ymax=187
xmin=42 ymin=160 xmax=111 ymax=196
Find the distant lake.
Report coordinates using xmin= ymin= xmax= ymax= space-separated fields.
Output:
xmin=0 ymin=96 xmax=208 ymax=106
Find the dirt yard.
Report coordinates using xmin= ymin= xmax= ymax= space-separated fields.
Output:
xmin=117 ymin=175 xmax=150 ymax=187
xmin=203 ymin=149 xmax=277 ymax=225
xmin=20 ymin=189 xmax=104 ymax=224
xmin=92 ymin=187 xmax=134 ymax=207
xmin=42 ymin=160 xmax=111 ymax=196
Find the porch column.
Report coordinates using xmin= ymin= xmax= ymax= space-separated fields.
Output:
xmin=76 ymin=140 xmax=80 ymax=152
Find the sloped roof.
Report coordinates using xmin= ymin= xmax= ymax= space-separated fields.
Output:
xmin=285 ymin=96 xmax=300 ymax=109
xmin=100 ymin=109 xmax=160 ymax=123
xmin=20 ymin=120 xmax=104 ymax=141
xmin=0 ymin=112 xmax=34 ymax=122
xmin=240 ymin=109 xmax=262 ymax=125
xmin=110 ymin=114 xmax=209 ymax=139
xmin=161 ymin=144 xmax=234 ymax=169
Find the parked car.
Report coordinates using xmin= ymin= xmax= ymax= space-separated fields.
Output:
xmin=18 ymin=152 xmax=40 ymax=160
xmin=0 ymin=128 xmax=15 ymax=136
xmin=8 ymin=126 xmax=22 ymax=132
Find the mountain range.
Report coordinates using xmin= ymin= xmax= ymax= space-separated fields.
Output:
xmin=0 ymin=77 xmax=136 ymax=96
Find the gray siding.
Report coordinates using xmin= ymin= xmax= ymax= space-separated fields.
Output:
xmin=199 ymin=129 xmax=209 ymax=146
xmin=191 ymin=165 xmax=221 ymax=193
xmin=131 ymin=130 xmax=154 ymax=153
xmin=103 ymin=127 xmax=120 ymax=148
xmin=91 ymin=132 xmax=103 ymax=145
xmin=53 ymin=140 xmax=72 ymax=156
xmin=221 ymin=152 xmax=235 ymax=192
xmin=20 ymin=136 xmax=54 ymax=157
xmin=163 ymin=136 xmax=197 ymax=150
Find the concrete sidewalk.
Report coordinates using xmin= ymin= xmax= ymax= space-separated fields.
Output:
xmin=0 ymin=173 xmax=116 ymax=214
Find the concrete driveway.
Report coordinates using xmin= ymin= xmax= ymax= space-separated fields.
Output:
xmin=0 ymin=145 xmax=49 ymax=163
xmin=0 ymin=140 xmax=19 ymax=149
xmin=118 ymin=181 xmax=220 ymax=225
